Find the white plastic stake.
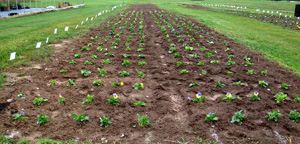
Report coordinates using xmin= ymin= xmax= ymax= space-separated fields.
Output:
xmin=81 ymin=21 xmax=84 ymax=25
xmin=36 ymin=42 xmax=42 ymax=48
xmin=10 ymin=52 xmax=16 ymax=60
xmin=54 ymin=28 xmax=57 ymax=34
xmin=86 ymin=17 xmax=88 ymax=21
xmin=91 ymin=17 xmax=93 ymax=21
xmin=46 ymin=37 xmax=49 ymax=43
xmin=75 ymin=24 xmax=78 ymax=29
xmin=65 ymin=26 xmax=69 ymax=31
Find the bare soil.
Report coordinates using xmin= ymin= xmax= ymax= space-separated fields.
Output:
xmin=1 ymin=4 xmax=300 ymax=144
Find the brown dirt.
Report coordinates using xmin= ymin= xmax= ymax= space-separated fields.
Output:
xmin=1 ymin=4 xmax=300 ymax=143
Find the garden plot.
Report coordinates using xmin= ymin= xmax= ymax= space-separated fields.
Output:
xmin=1 ymin=4 xmax=300 ymax=143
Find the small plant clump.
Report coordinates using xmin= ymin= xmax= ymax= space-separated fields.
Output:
xmin=137 ymin=114 xmax=150 ymax=126
xmin=58 ymin=93 xmax=65 ymax=104
xmin=222 ymin=92 xmax=241 ymax=102
xmin=278 ymin=83 xmax=291 ymax=90
xmin=274 ymin=92 xmax=288 ymax=103
xmin=68 ymin=79 xmax=76 ymax=86
xmin=258 ymin=81 xmax=268 ymax=88
xmin=80 ymin=70 xmax=91 ymax=77
xmin=33 ymin=98 xmax=48 ymax=106
xmin=205 ymin=112 xmax=218 ymax=122
xmin=288 ymin=110 xmax=300 ymax=122
xmin=100 ymin=116 xmax=112 ymax=127
xmin=231 ymin=110 xmax=245 ymax=124
xmin=266 ymin=110 xmax=283 ymax=122
xmin=132 ymin=101 xmax=148 ymax=107
xmin=133 ymin=83 xmax=144 ymax=90
xmin=97 ymin=68 xmax=107 ymax=77
xmin=37 ymin=114 xmax=50 ymax=126
xmin=249 ymin=91 xmax=261 ymax=101
xmin=82 ymin=94 xmax=94 ymax=104
xmin=71 ymin=113 xmax=89 ymax=127
xmin=108 ymin=93 xmax=120 ymax=105
xmin=188 ymin=92 xmax=206 ymax=103
xmin=93 ymin=79 xmax=104 ymax=86
xmin=215 ymin=81 xmax=226 ymax=88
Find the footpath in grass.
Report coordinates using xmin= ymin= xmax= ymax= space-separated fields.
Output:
xmin=157 ymin=3 xmax=300 ymax=77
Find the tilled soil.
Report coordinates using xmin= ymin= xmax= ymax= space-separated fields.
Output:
xmin=1 ymin=4 xmax=300 ymax=143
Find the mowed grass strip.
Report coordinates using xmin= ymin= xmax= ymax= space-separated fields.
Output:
xmin=0 ymin=0 xmax=127 ymax=71
xmin=155 ymin=3 xmax=300 ymax=76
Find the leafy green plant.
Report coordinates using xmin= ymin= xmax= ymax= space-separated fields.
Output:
xmin=119 ymin=71 xmax=129 ymax=77
xmin=37 ymin=114 xmax=50 ymax=126
xmin=18 ymin=93 xmax=26 ymax=98
xmin=74 ymin=54 xmax=82 ymax=58
xmin=288 ymin=110 xmax=300 ymax=122
xmin=279 ymin=83 xmax=291 ymax=90
xmin=105 ymin=53 xmax=115 ymax=57
xmin=243 ymin=56 xmax=250 ymax=61
xmin=138 ymin=54 xmax=145 ymax=59
xmin=197 ymin=61 xmax=204 ymax=66
xmin=112 ymin=81 xmax=123 ymax=87
xmin=97 ymin=68 xmax=107 ymax=77
xmin=84 ymin=60 xmax=93 ymax=65
xmin=90 ymin=54 xmax=97 ymax=59
xmin=261 ymin=70 xmax=267 ymax=76
xmin=190 ymin=54 xmax=199 ymax=59
xmin=87 ymin=43 xmax=92 ymax=46
xmin=71 ymin=113 xmax=89 ymax=127
xmin=80 ymin=70 xmax=91 ymax=77
xmin=68 ymin=79 xmax=76 ymax=86
xmin=189 ymin=92 xmax=206 ymax=103
xmin=205 ymin=52 xmax=214 ymax=58
xmin=12 ymin=111 xmax=28 ymax=121
xmin=108 ymin=93 xmax=119 ymax=105
xmin=58 ymin=93 xmax=65 ymax=104
xmin=210 ymin=60 xmax=219 ymax=64
xmin=222 ymin=92 xmax=241 ymax=102
xmin=266 ymin=110 xmax=283 ymax=122
xmin=200 ymin=47 xmax=206 ymax=52
xmin=100 ymin=117 xmax=112 ymax=127
xmin=97 ymin=47 xmax=106 ymax=51
xmin=138 ymin=61 xmax=147 ymax=66
xmin=102 ymin=59 xmax=111 ymax=64
xmin=132 ymin=101 xmax=148 ymax=107
xmin=274 ymin=92 xmax=288 ymax=103
xmin=69 ymin=60 xmax=76 ymax=64
xmin=245 ymin=61 xmax=253 ymax=67
xmin=82 ymin=94 xmax=94 ymax=104
xmin=137 ymin=71 xmax=146 ymax=78
xmin=81 ymin=46 xmax=89 ymax=51
xmin=60 ymin=70 xmax=68 ymax=73
xmin=259 ymin=81 xmax=268 ymax=88
xmin=215 ymin=81 xmax=226 ymax=88
xmin=227 ymin=60 xmax=236 ymax=66
xmin=185 ymin=46 xmax=193 ymax=51
xmin=93 ymin=79 xmax=104 ymax=86
xmin=294 ymin=95 xmax=300 ymax=102
xmin=227 ymin=71 xmax=234 ymax=75
xmin=137 ymin=48 xmax=145 ymax=52
xmin=246 ymin=70 xmax=256 ymax=75
xmin=173 ymin=52 xmax=180 ymax=58
xmin=179 ymin=69 xmax=189 ymax=74
xmin=249 ymin=91 xmax=261 ymax=101
xmin=201 ymin=70 xmax=207 ymax=75
xmin=189 ymin=81 xmax=199 ymax=87
xmin=169 ymin=47 xmax=176 ymax=53
xmin=137 ymin=114 xmax=150 ymax=126
xmin=122 ymin=59 xmax=131 ymax=67
xmin=231 ymin=110 xmax=245 ymax=124
xmin=123 ymin=54 xmax=130 ymax=58
xmin=133 ymin=83 xmax=144 ymax=90
xmin=205 ymin=112 xmax=218 ymax=122
xmin=33 ymin=98 xmax=48 ymax=106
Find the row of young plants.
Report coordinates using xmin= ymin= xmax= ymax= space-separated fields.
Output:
xmin=192 ymin=5 xmax=300 ymax=30
xmin=12 ymin=11 xmax=153 ymax=128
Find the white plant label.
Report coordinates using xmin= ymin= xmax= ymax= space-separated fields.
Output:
xmin=81 ymin=21 xmax=84 ymax=25
xmin=95 ymin=15 xmax=97 ymax=18
xmin=91 ymin=17 xmax=94 ymax=21
xmin=46 ymin=37 xmax=49 ymax=43
xmin=76 ymin=24 xmax=78 ymax=29
xmin=54 ymin=28 xmax=57 ymax=34
xmin=65 ymin=27 xmax=69 ymax=31
xmin=10 ymin=52 xmax=16 ymax=60
xmin=86 ymin=17 xmax=88 ymax=21
xmin=36 ymin=42 xmax=42 ymax=48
